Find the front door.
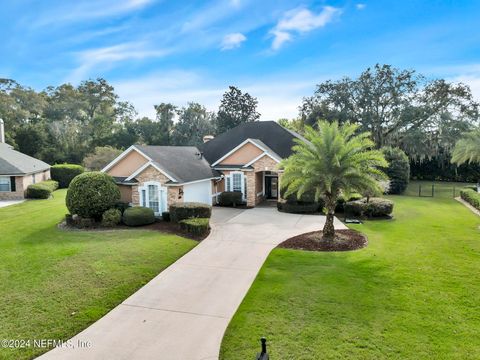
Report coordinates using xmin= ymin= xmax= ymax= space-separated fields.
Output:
xmin=265 ymin=176 xmax=278 ymax=199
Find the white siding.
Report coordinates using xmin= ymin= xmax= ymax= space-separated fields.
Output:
xmin=183 ymin=180 xmax=212 ymax=205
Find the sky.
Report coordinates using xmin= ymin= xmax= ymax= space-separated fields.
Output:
xmin=1 ymin=0 xmax=480 ymax=120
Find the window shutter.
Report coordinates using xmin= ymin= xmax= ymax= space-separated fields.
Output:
xmin=10 ymin=177 xmax=16 ymax=192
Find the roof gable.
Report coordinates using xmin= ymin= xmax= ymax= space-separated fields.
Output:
xmin=200 ymin=121 xmax=302 ymax=164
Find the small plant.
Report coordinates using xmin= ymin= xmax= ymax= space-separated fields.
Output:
xmin=101 ymin=208 xmax=122 ymax=227
xmin=344 ymin=197 xmax=394 ymax=218
xmin=51 ymin=164 xmax=84 ymax=188
xmin=460 ymin=188 xmax=480 ymax=210
xmin=218 ymin=191 xmax=243 ymax=207
xmin=122 ymin=207 xmax=155 ymax=226
xmin=179 ymin=218 xmax=210 ymax=236
xmin=170 ymin=202 xmax=212 ymax=222
xmin=162 ymin=211 xmax=171 ymax=222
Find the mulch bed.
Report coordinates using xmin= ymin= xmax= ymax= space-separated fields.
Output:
xmin=278 ymin=229 xmax=368 ymax=252
xmin=58 ymin=220 xmax=209 ymax=241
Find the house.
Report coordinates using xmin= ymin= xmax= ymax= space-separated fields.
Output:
xmin=102 ymin=121 xmax=304 ymax=214
xmin=0 ymin=119 xmax=51 ymax=200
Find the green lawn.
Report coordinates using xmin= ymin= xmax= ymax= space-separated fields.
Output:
xmin=220 ymin=189 xmax=480 ymax=359
xmin=0 ymin=190 xmax=196 ymax=360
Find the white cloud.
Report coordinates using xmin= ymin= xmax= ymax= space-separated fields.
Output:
xmin=68 ymin=42 xmax=169 ymax=83
xmin=356 ymin=3 xmax=367 ymax=10
xmin=32 ymin=0 xmax=154 ymax=27
xmin=270 ymin=6 xmax=341 ymax=50
xmin=221 ymin=33 xmax=247 ymax=50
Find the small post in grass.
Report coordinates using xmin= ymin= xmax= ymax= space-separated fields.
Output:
xmin=256 ymin=337 xmax=269 ymax=360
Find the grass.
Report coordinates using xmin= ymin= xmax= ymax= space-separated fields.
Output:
xmin=0 ymin=190 xmax=197 ymax=360
xmin=220 ymin=184 xmax=480 ymax=359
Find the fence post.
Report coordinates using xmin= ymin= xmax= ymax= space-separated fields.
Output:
xmin=256 ymin=337 xmax=269 ymax=360
xmin=432 ymin=184 xmax=434 ymax=197
xmin=418 ymin=185 xmax=421 ymax=197
xmin=453 ymin=186 xmax=455 ymax=198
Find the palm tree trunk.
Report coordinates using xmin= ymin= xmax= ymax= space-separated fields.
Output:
xmin=322 ymin=196 xmax=336 ymax=242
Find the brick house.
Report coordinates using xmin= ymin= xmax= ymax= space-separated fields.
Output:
xmin=102 ymin=121 xmax=304 ymax=214
xmin=0 ymin=119 xmax=51 ymax=200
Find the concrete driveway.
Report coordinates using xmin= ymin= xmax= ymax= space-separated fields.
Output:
xmin=39 ymin=207 xmax=346 ymax=360
xmin=0 ymin=199 xmax=24 ymax=208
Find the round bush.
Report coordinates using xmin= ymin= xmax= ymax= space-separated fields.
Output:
xmin=382 ymin=147 xmax=410 ymax=194
xmin=51 ymin=164 xmax=85 ymax=188
xmin=66 ymin=172 xmax=120 ymax=219
xmin=179 ymin=218 xmax=210 ymax=236
xmin=26 ymin=184 xmax=52 ymax=199
xmin=122 ymin=207 xmax=155 ymax=226
xmin=101 ymin=208 xmax=122 ymax=227
xmin=170 ymin=202 xmax=212 ymax=223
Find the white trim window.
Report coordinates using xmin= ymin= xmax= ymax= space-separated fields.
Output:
xmin=138 ymin=181 xmax=167 ymax=216
xmin=0 ymin=177 xmax=11 ymax=192
xmin=225 ymin=172 xmax=245 ymax=201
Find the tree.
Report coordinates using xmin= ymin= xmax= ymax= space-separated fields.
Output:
xmin=172 ymin=103 xmax=215 ymax=146
xmin=215 ymin=86 xmax=260 ymax=134
xmin=153 ymin=102 xmax=176 ymax=145
xmin=83 ymin=146 xmax=123 ymax=170
xmin=382 ymin=147 xmax=410 ymax=194
xmin=281 ymin=121 xmax=388 ymax=242
xmin=301 ymin=64 xmax=479 ymax=160
xmin=277 ymin=118 xmax=305 ymax=134
xmin=451 ymin=129 xmax=480 ymax=165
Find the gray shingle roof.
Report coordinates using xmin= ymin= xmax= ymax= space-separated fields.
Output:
xmin=0 ymin=143 xmax=50 ymax=175
xmin=199 ymin=121 xmax=303 ymax=164
xmin=134 ymin=145 xmax=219 ymax=184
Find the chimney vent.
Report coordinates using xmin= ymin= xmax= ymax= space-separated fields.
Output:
xmin=203 ymin=135 xmax=214 ymax=143
xmin=0 ymin=119 xmax=4 ymax=143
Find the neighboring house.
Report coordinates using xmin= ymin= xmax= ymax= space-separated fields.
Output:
xmin=0 ymin=120 xmax=51 ymax=200
xmin=102 ymin=121 xmax=304 ymax=214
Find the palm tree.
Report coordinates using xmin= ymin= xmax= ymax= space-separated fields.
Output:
xmin=451 ymin=129 xmax=480 ymax=165
xmin=280 ymin=121 xmax=388 ymax=242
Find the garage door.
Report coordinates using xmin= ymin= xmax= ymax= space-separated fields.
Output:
xmin=183 ymin=180 xmax=212 ymax=205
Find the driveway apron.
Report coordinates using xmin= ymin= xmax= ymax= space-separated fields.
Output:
xmin=38 ymin=207 xmax=346 ymax=360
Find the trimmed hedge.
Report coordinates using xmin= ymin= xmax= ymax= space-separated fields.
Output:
xmin=277 ymin=201 xmax=320 ymax=214
xmin=344 ymin=197 xmax=394 ymax=218
xmin=382 ymin=147 xmax=410 ymax=194
xmin=218 ymin=191 xmax=243 ymax=206
xmin=26 ymin=180 xmax=59 ymax=199
xmin=51 ymin=164 xmax=85 ymax=188
xmin=122 ymin=207 xmax=155 ymax=226
xmin=101 ymin=208 xmax=122 ymax=227
xmin=170 ymin=202 xmax=212 ymax=223
xmin=460 ymin=188 xmax=480 ymax=210
xmin=179 ymin=218 xmax=210 ymax=236
xmin=335 ymin=193 xmax=362 ymax=212
xmin=66 ymin=172 xmax=120 ymax=219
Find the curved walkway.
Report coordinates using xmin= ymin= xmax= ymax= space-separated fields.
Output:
xmin=39 ymin=207 xmax=346 ymax=360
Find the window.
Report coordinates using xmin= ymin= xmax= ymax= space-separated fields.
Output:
xmin=232 ymin=173 xmax=242 ymax=192
xmin=141 ymin=189 xmax=146 ymax=207
xmin=32 ymin=174 xmax=36 ymax=184
xmin=0 ymin=177 xmax=11 ymax=192
xmin=225 ymin=172 xmax=245 ymax=200
xmin=148 ymin=184 xmax=159 ymax=213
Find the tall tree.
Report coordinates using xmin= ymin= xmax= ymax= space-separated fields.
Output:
xmin=172 ymin=103 xmax=215 ymax=146
xmin=301 ymin=64 xmax=479 ymax=160
xmin=281 ymin=121 xmax=387 ymax=242
xmin=153 ymin=102 xmax=176 ymax=145
xmin=215 ymin=86 xmax=260 ymax=134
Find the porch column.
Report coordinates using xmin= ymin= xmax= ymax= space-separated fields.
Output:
xmin=246 ymin=172 xmax=256 ymax=207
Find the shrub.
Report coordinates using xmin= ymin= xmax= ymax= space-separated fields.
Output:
xmin=170 ymin=202 xmax=212 ymax=222
xmin=218 ymin=191 xmax=243 ymax=206
xmin=51 ymin=164 xmax=85 ymax=188
xmin=335 ymin=193 xmax=362 ymax=211
xmin=101 ymin=208 xmax=122 ymax=227
xmin=277 ymin=201 xmax=320 ymax=214
xmin=26 ymin=184 xmax=51 ymax=199
xmin=179 ymin=218 xmax=210 ymax=236
xmin=114 ymin=201 xmax=130 ymax=214
xmin=40 ymin=180 xmax=59 ymax=191
xmin=162 ymin=211 xmax=171 ymax=222
xmin=382 ymin=147 xmax=410 ymax=194
xmin=66 ymin=171 xmax=120 ymax=219
xmin=122 ymin=206 xmax=156 ymax=226
xmin=460 ymin=188 xmax=480 ymax=210
xmin=280 ymin=187 xmax=317 ymax=204
xmin=344 ymin=197 xmax=394 ymax=218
